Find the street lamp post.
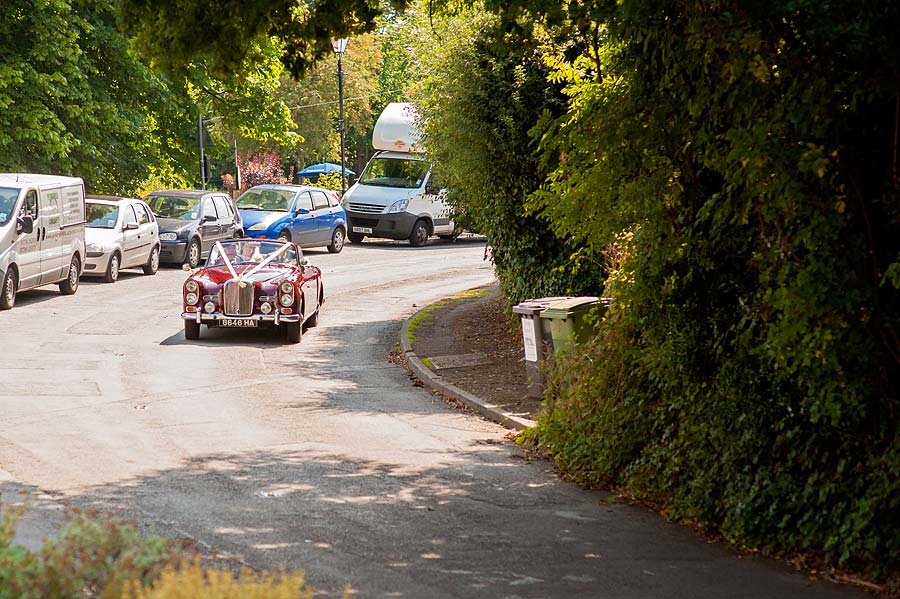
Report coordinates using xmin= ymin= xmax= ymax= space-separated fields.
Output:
xmin=332 ymin=37 xmax=349 ymax=198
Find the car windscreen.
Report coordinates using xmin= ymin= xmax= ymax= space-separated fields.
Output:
xmin=207 ymin=240 xmax=299 ymax=268
xmin=145 ymin=195 xmax=200 ymax=220
xmin=359 ymin=157 xmax=429 ymax=189
xmin=235 ymin=189 xmax=294 ymax=211
xmin=0 ymin=187 xmax=18 ymax=226
xmin=85 ymin=203 xmax=119 ymax=229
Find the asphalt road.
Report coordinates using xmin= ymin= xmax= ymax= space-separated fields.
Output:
xmin=0 ymin=237 xmax=862 ymax=598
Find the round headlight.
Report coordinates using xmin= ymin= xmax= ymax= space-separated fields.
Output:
xmin=204 ymin=301 xmax=216 ymax=313
xmin=280 ymin=282 xmax=293 ymax=294
xmin=280 ymin=294 xmax=294 ymax=307
xmin=185 ymin=292 xmax=199 ymax=305
xmin=185 ymin=280 xmax=199 ymax=293
xmin=260 ymin=302 xmax=272 ymax=314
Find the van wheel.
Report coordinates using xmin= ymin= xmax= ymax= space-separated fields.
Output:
xmin=347 ymin=231 xmax=365 ymax=243
xmin=409 ymin=219 xmax=429 ymax=247
xmin=184 ymin=319 xmax=201 ymax=340
xmin=143 ymin=246 xmax=160 ymax=275
xmin=0 ymin=268 xmax=16 ymax=310
xmin=59 ymin=255 xmax=80 ymax=295
xmin=327 ymin=227 xmax=345 ymax=253
xmin=186 ymin=239 xmax=201 ymax=268
xmin=104 ymin=253 xmax=120 ymax=283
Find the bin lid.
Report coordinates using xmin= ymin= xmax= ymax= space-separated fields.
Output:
xmin=539 ymin=296 xmax=600 ymax=319
xmin=512 ymin=296 xmax=573 ymax=316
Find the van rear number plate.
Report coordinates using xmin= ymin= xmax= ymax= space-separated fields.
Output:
xmin=220 ymin=318 xmax=257 ymax=328
xmin=353 ymin=226 xmax=373 ymax=234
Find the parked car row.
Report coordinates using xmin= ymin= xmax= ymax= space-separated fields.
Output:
xmin=0 ymin=174 xmax=348 ymax=310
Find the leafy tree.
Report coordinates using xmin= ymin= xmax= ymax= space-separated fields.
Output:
xmin=405 ymin=2 xmax=604 ymax=303
xmin=0 ymin=0 xmax=171 ymax=193
xmin=275 ymin=32 xmax=382 ymax=174
xmin=117 ymin=0 xmax=400 ymax=79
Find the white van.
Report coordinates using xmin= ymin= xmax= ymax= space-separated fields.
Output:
xmin=0 ymin=174 xmax=86 ymax=309
xmin=343 ymin=103 xmax=455 ymax=247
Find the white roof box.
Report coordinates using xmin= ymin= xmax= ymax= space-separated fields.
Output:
xmin=372 ymin=103 xmax=424 ymax=153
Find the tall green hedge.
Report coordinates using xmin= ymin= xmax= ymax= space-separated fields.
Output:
xmin=520 ymin=0 xmax=900 ymax=580
xmin=408 ymin=6 xmax=605 ymax=305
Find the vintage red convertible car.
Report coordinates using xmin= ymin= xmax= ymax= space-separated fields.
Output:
xmin=181 ymin=239 xmax=323 ymax=343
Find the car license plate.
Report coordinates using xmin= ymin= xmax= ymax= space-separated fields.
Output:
xmin=353 ymin=226 xmax=373 ymax=234
xmin=220 ymin=318 xmax=258 ymax=328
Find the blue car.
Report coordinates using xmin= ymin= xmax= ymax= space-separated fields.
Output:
xmin=236 ymin=184 xmax=347 ymax=253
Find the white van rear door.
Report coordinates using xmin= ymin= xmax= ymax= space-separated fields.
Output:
xmin=39 ymin=187 xmax=67 ymax=282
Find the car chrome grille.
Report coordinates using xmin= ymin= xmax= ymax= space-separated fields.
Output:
xmin=223 ymin=280 xmax=254 ymax=316
xmin=348 ymin=202 xmax=384 ymax=214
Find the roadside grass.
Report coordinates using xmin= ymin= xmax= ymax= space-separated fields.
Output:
xmin=406 ymin=303 xmax=443 ymax=346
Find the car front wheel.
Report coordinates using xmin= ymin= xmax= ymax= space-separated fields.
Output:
xmin=184 ymin=319 xmax=200 ymax=340
xmin=327 ymin=227 xmax=345 ymax=253
xmin=104 ymin=253 xmax=120 ymax=283
xmin=284 ymin=321 xmax=302 ymax=343
xmin=186 ymin=239 xmax=201 ymax=268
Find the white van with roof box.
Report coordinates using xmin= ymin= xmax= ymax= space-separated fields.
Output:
xmin=343 ymin=103 xmax=455 ymax=247
xmin=0 ymin=174 xmax=86 ymax=309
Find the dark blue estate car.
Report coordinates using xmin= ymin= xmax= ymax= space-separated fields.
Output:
xmin=236 ymin=184 xmax=347 ymax=254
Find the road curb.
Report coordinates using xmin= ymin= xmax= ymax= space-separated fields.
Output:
xmin=400 ymin=299 xmax=536 ymax=431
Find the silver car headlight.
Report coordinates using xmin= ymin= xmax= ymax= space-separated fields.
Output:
xmin=260 ymin=302 xmax=272 ymax=314
xmin=280 ymin=282 xmax=293 ymax=294
xmin=185 ymin=280 xmax=199 ymax=293
xmin=204 ymin=301 xmax=216 ymax=313
xmin=387 ymin=198 xmax=409 ymax=213
xmin=280 ymin=294 xmax=294 ymax=307
xmin=159 ymin=232 xmax=177 ymax=241
xmin=185 ymin=292 xmax=199 ymax=305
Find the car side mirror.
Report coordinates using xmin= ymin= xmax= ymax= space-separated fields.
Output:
xmin=300 ymin=257 xmax=309 ymax=267
xmin=16 ymin=215 xmax=33 ymax=235
xmin=123 ymin=222 xmax=139 ymax=231
xmin=426 ymin=184 xmax=443 ymax=195
xmin=294 ymin=208 xmax=310 ymax=216
xmin=203 ymin=214 xmax=216 ymax=222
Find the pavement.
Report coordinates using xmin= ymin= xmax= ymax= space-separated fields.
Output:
xmin=399 ymin=285 xmax=537 ymax=431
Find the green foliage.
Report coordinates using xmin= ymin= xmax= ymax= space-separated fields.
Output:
xmin=117 ymin=0 xmax=401 ymax=79
xmin=407 ymin=2 xmax=605 ymax=305
xmin=0 ymin=507 xmax=181 ymax=599
xmin=522 ymin=0 xmax=900 ymax=582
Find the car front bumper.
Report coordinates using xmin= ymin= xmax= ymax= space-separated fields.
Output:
xmin=83 ymin=248 xmax=116 ymax=275
xmin=346 ymin=210 xmax=418 ymax=240
xmin=160 ymin=240 xmax=188 ymax=263
xmin=181 ymin=311 xmax=302 ymax=324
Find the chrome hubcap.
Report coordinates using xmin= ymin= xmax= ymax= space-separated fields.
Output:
xmin=4 ymin=276 xmax=13 ymax=304
xmin=334 ymin=230 xmax=344 ymax=250
xmin=69 ymin=260 xmax=78 ymax=288
xmin=110 ymin=257 xmax=119 ymax=279
xmin=151 ymin=249 xmax=159 ymax=270
xmin=190 ymin=243 xmax=199 ymax=265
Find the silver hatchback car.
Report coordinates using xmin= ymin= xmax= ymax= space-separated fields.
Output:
xmin=83 ymin=196 xmax=160 ymax=282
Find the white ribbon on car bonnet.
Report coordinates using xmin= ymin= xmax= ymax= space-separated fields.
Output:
xmin=214 ymin=240 xmax=293 ymax=288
